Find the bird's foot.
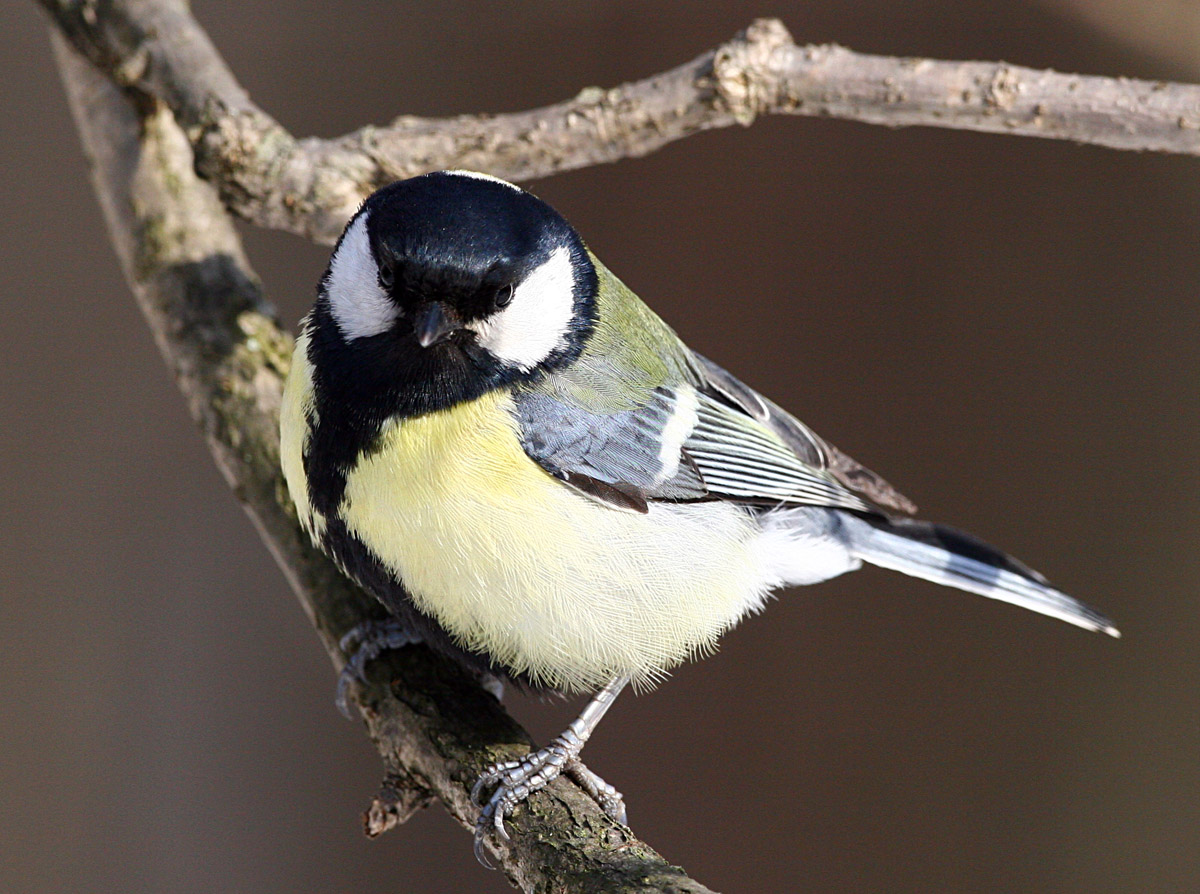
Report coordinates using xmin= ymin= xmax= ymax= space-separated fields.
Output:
xmin=471 ymin=742 xmax=625 ymax=866
xmin=564 ymin=759 xmax=626 ymax=825
xmin=470 ymin=675 xmax=629 ymax=867
xmin=336 ymin=618 xmax=422 ymax=718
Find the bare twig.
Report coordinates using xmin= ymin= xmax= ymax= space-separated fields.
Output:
xmin=40 ymin=1 xmax=1200 ymax=244
xmin=52 ymin=35 xmax=715 ymax=894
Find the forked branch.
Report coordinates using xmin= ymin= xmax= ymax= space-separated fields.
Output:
xmin=41 ymin=1 xmax=1200 ymax=244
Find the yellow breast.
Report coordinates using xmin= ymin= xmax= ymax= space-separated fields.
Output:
xmin=339 ymin=389 xmax=770 ymax=692
xmin=280 ymin=330 xmax=324 ymax=537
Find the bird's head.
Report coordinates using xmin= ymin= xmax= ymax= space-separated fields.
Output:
xmin=312 ymin=171 xmax=598 ymax=408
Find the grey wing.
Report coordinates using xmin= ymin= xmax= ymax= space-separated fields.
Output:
xmin=513 ymin=388 xmax=708 ymax=512
xmin=684 ymin=384 xmax=874 ymax=512
xmin=694 ymin=353 xmax=917 ymax=515
xmin=514 ymin=366 xmax=892 ymax=515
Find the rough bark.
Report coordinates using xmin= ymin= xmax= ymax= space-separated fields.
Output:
xmin=41 ymin=2 xmax=1200 ymax=244
xmin=52 ymin=36 xmax=716 ymax=894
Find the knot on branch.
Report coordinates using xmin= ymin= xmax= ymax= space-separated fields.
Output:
xmin=196 ymin=108 xmax=298 ymax=213
xmin=983 ymin=64 xmax=1023 ymax=112
xmin=712 ymin=18 xmax=795 ymax=126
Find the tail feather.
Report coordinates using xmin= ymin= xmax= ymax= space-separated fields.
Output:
xmin=840 ymin=514 xmax=1119 ymax=637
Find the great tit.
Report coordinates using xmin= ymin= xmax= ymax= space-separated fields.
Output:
xmin=280 ymin=170 xmax=1117 ymax=862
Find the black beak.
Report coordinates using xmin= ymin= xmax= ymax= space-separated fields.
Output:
xmin=413 ymin=301 xmax=460 ymax=348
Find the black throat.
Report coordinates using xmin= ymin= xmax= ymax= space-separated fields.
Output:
xmin=301 ymin=298 xmax=520 ymax=517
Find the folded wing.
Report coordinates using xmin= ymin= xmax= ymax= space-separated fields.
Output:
xmin=513 ymin=351 xmax=913 ymax=516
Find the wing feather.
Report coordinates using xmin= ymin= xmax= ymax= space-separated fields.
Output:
xmin=510 ymin=257 xmax=915 ymax=514
xmin=513 ymin=379 xmax=876 ymax=513
xmin=682 ymin=390 xmax=872 ymax=510
xmin=693 ymin=353 xmax=917 ymax=514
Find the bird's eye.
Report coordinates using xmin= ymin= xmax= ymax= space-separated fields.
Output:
xmin=495 ymin=284 xmax=515 ymax=309
xmin=378 ymin=264 xmax=395 ymax=289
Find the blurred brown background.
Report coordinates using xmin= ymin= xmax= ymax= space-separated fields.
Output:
xmin=4 ymin=2 xmax=1199 ymax=892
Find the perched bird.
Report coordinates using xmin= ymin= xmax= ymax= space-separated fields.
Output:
xmin=280 ymin=170 xmax=1117 ymax=863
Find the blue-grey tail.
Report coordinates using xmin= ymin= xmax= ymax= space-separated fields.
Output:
xmin=839 ymin=513 xmax=1119 ymax=637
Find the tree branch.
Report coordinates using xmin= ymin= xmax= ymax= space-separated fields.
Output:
xmin=51 ymin=35 xmax=715 ymax=894
xmin=40 ymin=2 xmax=1200 ymax=244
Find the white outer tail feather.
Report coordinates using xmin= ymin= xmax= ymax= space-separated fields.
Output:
xmin=838 ymin=514 xmax=1120 ymax=637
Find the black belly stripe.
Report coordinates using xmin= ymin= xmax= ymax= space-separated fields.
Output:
xmin=302 ymin=299 xmax=518 ymax=517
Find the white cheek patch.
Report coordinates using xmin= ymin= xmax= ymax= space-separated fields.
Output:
xmin=468 ymin=246 xmax=577 ymax=370
xmin=325 ymin=213 xmax=398 ymax=340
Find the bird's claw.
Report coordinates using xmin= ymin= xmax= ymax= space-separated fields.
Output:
xmin=470 ymin=743 xmax=626 ymax=867
xmin=565 ymin=758 xmax=627 ymax=825
xmin=335 ymin=618 xmax=421 ymax=718
xmin=471 ymin=740 xmax=572 ymax=865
